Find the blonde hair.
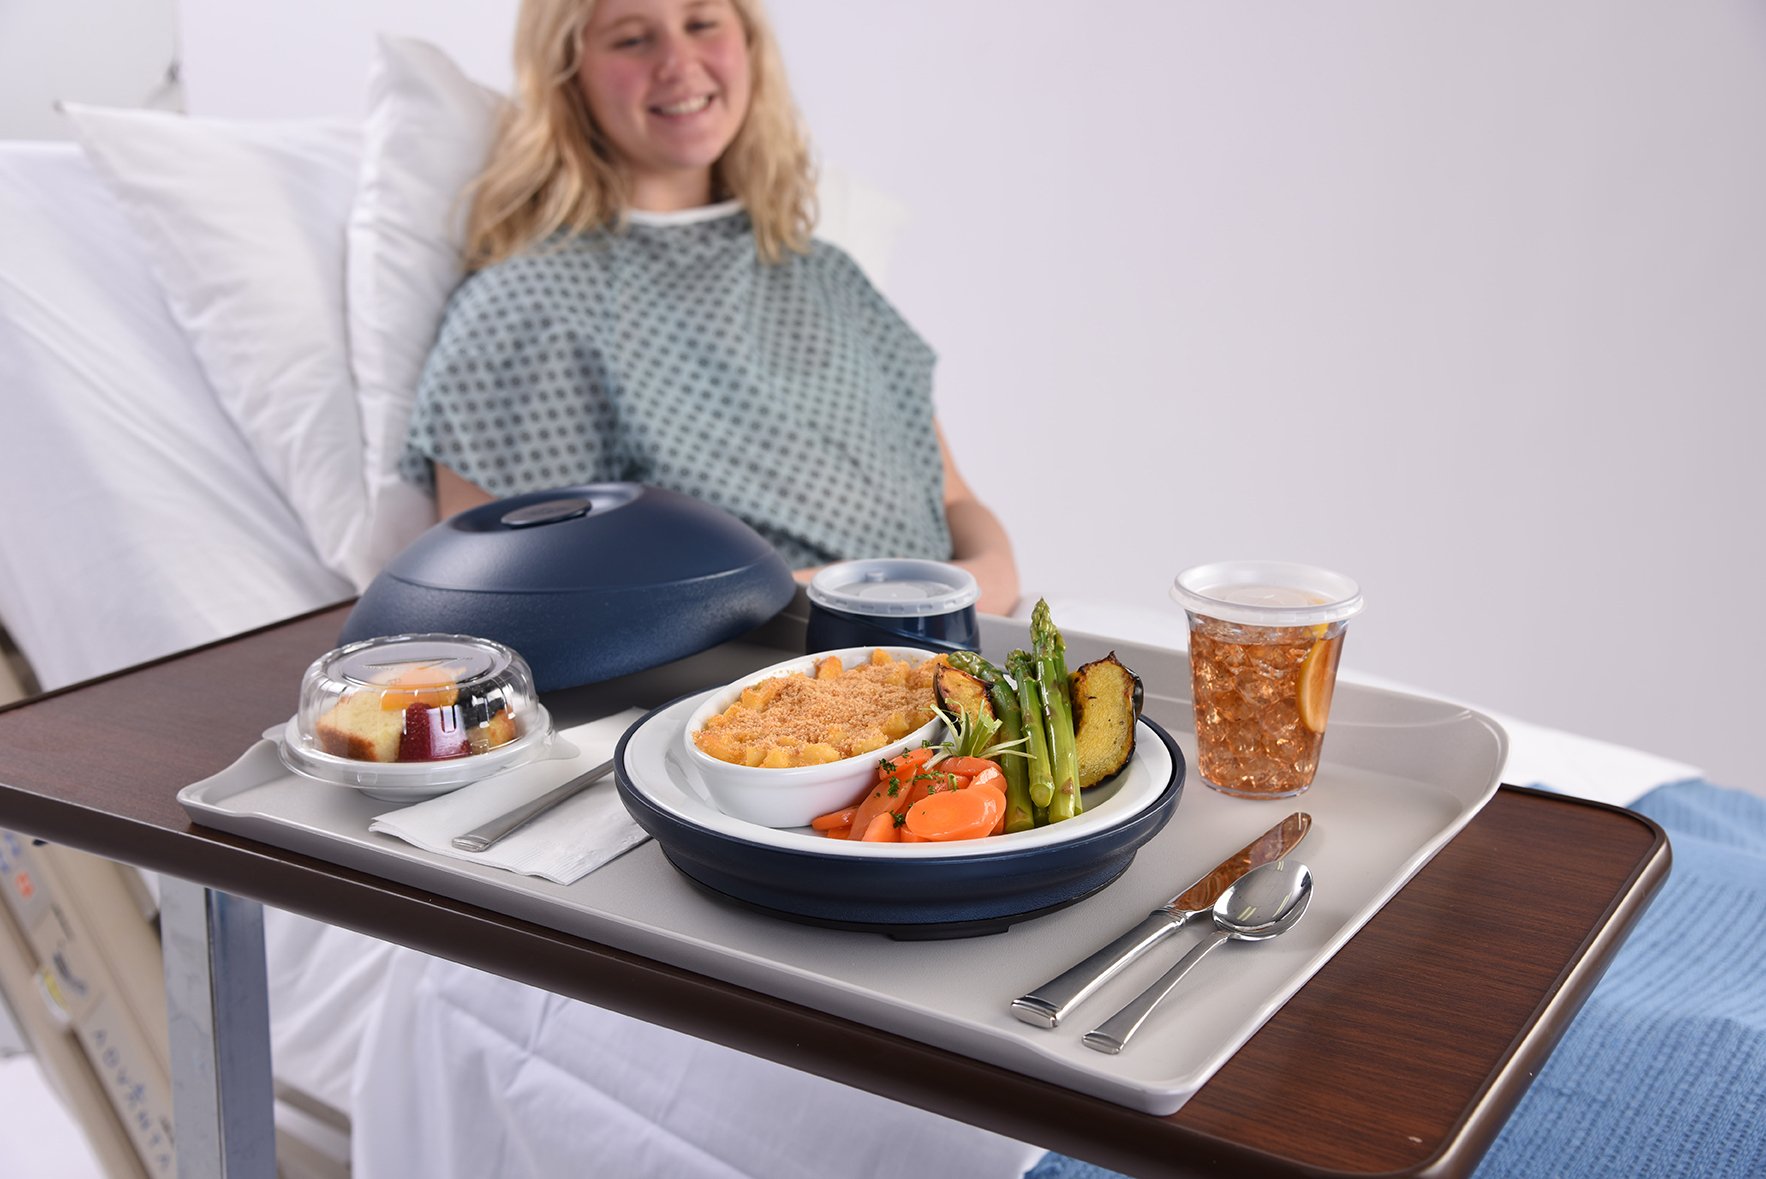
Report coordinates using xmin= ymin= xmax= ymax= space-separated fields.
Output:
xmin=464 ymin=0 xmax=815 ymax=269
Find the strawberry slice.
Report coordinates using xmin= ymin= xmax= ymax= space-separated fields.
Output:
xmin=397 ymin=703 xmax=471 ymax=761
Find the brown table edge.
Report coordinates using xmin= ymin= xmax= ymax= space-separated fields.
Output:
xmin=0 ymin=598 xmax=356 ymax=720
xmin=1413 ymin=785 xmax=1672 ymax=1179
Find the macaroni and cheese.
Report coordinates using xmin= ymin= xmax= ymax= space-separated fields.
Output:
xmin=693 ymin=649 xmax=942 ymax=768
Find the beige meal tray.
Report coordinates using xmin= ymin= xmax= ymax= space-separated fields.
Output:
xmin=178 ymin=629 xmax=1505 ymax=1115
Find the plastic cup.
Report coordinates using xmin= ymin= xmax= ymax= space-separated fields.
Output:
xmin=805 ymin=559 xmax=980 ymax=655
xmin=1171 ymin=561 xmax=1364 ymax=798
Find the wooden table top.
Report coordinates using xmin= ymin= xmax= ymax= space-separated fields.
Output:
xmin=0 ymin=604 xmax=1669 ymax=1178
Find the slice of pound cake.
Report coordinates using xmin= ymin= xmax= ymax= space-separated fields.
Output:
xmin=314 ymin=691 xmax=406 ymax=761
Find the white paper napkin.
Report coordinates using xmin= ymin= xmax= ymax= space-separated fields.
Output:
xmin=369 ymin=709 xmax=650 ymax=885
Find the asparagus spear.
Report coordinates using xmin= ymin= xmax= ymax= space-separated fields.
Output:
xmin=949 ymin=650 xmax=1035 ymax=833
xmin=1032 ymin=599 xmax=1082 ymax=823
xmin=1008 ymin=649 xmax=1054 ymax=810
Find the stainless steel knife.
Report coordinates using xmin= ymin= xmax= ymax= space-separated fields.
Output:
xmin=1009 ymin=811 xmax=1311 ymax=1028
xmin=450 ymin=758 xmax=616 ymax=853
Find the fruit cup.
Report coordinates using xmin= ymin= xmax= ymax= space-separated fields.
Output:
xmin=277 ymin=633 xmax=554 ymax=800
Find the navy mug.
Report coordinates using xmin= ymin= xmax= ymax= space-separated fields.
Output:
xmin=805 ymin=559 xmax=981 ymax=655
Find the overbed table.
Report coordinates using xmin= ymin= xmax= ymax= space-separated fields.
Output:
xmin=0 ymin=602 xmax=1670 ymax=1179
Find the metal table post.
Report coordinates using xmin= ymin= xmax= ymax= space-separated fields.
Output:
xmin=158 ymin=877 xmax=276 ymax=1179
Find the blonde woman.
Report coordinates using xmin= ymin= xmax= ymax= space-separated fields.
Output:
xmin=400 ymin=0 xmax=1019 ymax=614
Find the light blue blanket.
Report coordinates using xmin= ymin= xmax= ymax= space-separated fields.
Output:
xmin=1472 ymin=779 xmax=1766 ymax=1178
xmin=1030 ymin=780 xmax=1766 ymax=1179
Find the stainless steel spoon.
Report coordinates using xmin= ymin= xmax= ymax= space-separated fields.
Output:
xmin=1082 ymin=860 xmax=1313 ymax=1055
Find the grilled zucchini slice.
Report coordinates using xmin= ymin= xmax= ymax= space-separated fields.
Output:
xmin=1070 ymin=653 xmax=1143 ymax=788
xmin=934 ymin=663 xmax=995 ymax=724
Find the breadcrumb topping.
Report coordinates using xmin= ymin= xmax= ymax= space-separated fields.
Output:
xmin=695 ymin=651 xmax=942 ymax=768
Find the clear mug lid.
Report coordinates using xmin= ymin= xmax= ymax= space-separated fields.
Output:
xmin=806 ymin=559 xmax=980 ymax=618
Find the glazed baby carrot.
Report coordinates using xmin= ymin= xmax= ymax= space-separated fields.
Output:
xmin=884 ymin=748 xmax=937 ymax=777
xmin=898 ymin=773 xmax=940 ymax=814
xmin=968 ymin=765 xmax=1005 ymax=793
xmin=938 ymin=756 xmax=1004 ymax=780
xmin=844 ymin=796 xmax=890 ymax=839
xmin=810 ymin=806 xmax=859 ymax=831
xmin=859 ymin=812 xmax=899 ymax=842
xmin=846 ymin=778 xmax=904 ymax=839
xmin=844 ymin=747 xmax=938 ymax=838
xmin=903 ymin=781 xmax=1007 ymax=842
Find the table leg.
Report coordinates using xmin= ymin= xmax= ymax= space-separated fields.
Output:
xmin=158 ymin=877 xmax=276 ymax=1179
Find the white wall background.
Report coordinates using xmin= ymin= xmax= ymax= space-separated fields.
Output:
xmin=19 ymin=1 xmax=1766 ymax=789
xmin=0 ymin=0 xmax=180 ymax=137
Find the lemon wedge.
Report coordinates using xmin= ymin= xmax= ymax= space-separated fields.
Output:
xmin=1296 ymin=635 xmax=1342 ymax=734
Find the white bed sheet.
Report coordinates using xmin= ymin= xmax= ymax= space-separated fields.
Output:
xmin=351 ymin=952 xmax=1044 ymax=1179
xmin=0 ymin=143 xmax=351 ymax=691
xmin=259 ymin=908 xmax=1047 ymax=1179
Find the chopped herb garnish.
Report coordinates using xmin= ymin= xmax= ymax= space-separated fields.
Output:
xmin=892 ymin=812 xmax=907 ymax=828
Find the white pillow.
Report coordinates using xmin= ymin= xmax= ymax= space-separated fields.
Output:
xmin=0 ymin=143 xmax=351 ymax=689
xmin=347 ymin=35 xmax=504 ymax=522
xmin=813 ymin=161 xmax=910 ymax=293
xmin=61 ymin=104 xmax=393 ymax=589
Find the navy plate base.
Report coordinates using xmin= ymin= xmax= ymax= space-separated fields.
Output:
xmin=664 ymin=850 xmax=1135 ymax=940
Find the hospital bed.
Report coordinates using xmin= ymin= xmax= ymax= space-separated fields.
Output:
xmin=0 ymin=39 xmax=1051 ymax=1174
xmin=0 ymin=36 xmax=1730 ymax=1179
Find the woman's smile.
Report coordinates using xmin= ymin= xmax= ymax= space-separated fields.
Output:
xmin=652 ymin=94 xmax=714 ymax=117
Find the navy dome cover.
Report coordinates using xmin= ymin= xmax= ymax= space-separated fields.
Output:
xmin=341 ymin=484 xmax=796 ymax=691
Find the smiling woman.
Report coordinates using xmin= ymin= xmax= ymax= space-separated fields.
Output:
xmin=576 ymin=0 xmax=754 ymax=211
xmin=399 ymin=0 xmax=1021 ymax=613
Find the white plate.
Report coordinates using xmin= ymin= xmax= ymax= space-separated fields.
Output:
xmin=632 ymin=688 xmax=1173 ymax=858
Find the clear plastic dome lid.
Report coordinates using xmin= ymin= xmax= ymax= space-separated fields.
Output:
xmin=806 ymin=559 xmax=980 ymax=618
xmin=279 ymin=633 xmax=552 ymax=792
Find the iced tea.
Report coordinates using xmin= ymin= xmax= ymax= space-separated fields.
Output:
xmin=1188 ymin=615 xmax=1345 ymax=798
